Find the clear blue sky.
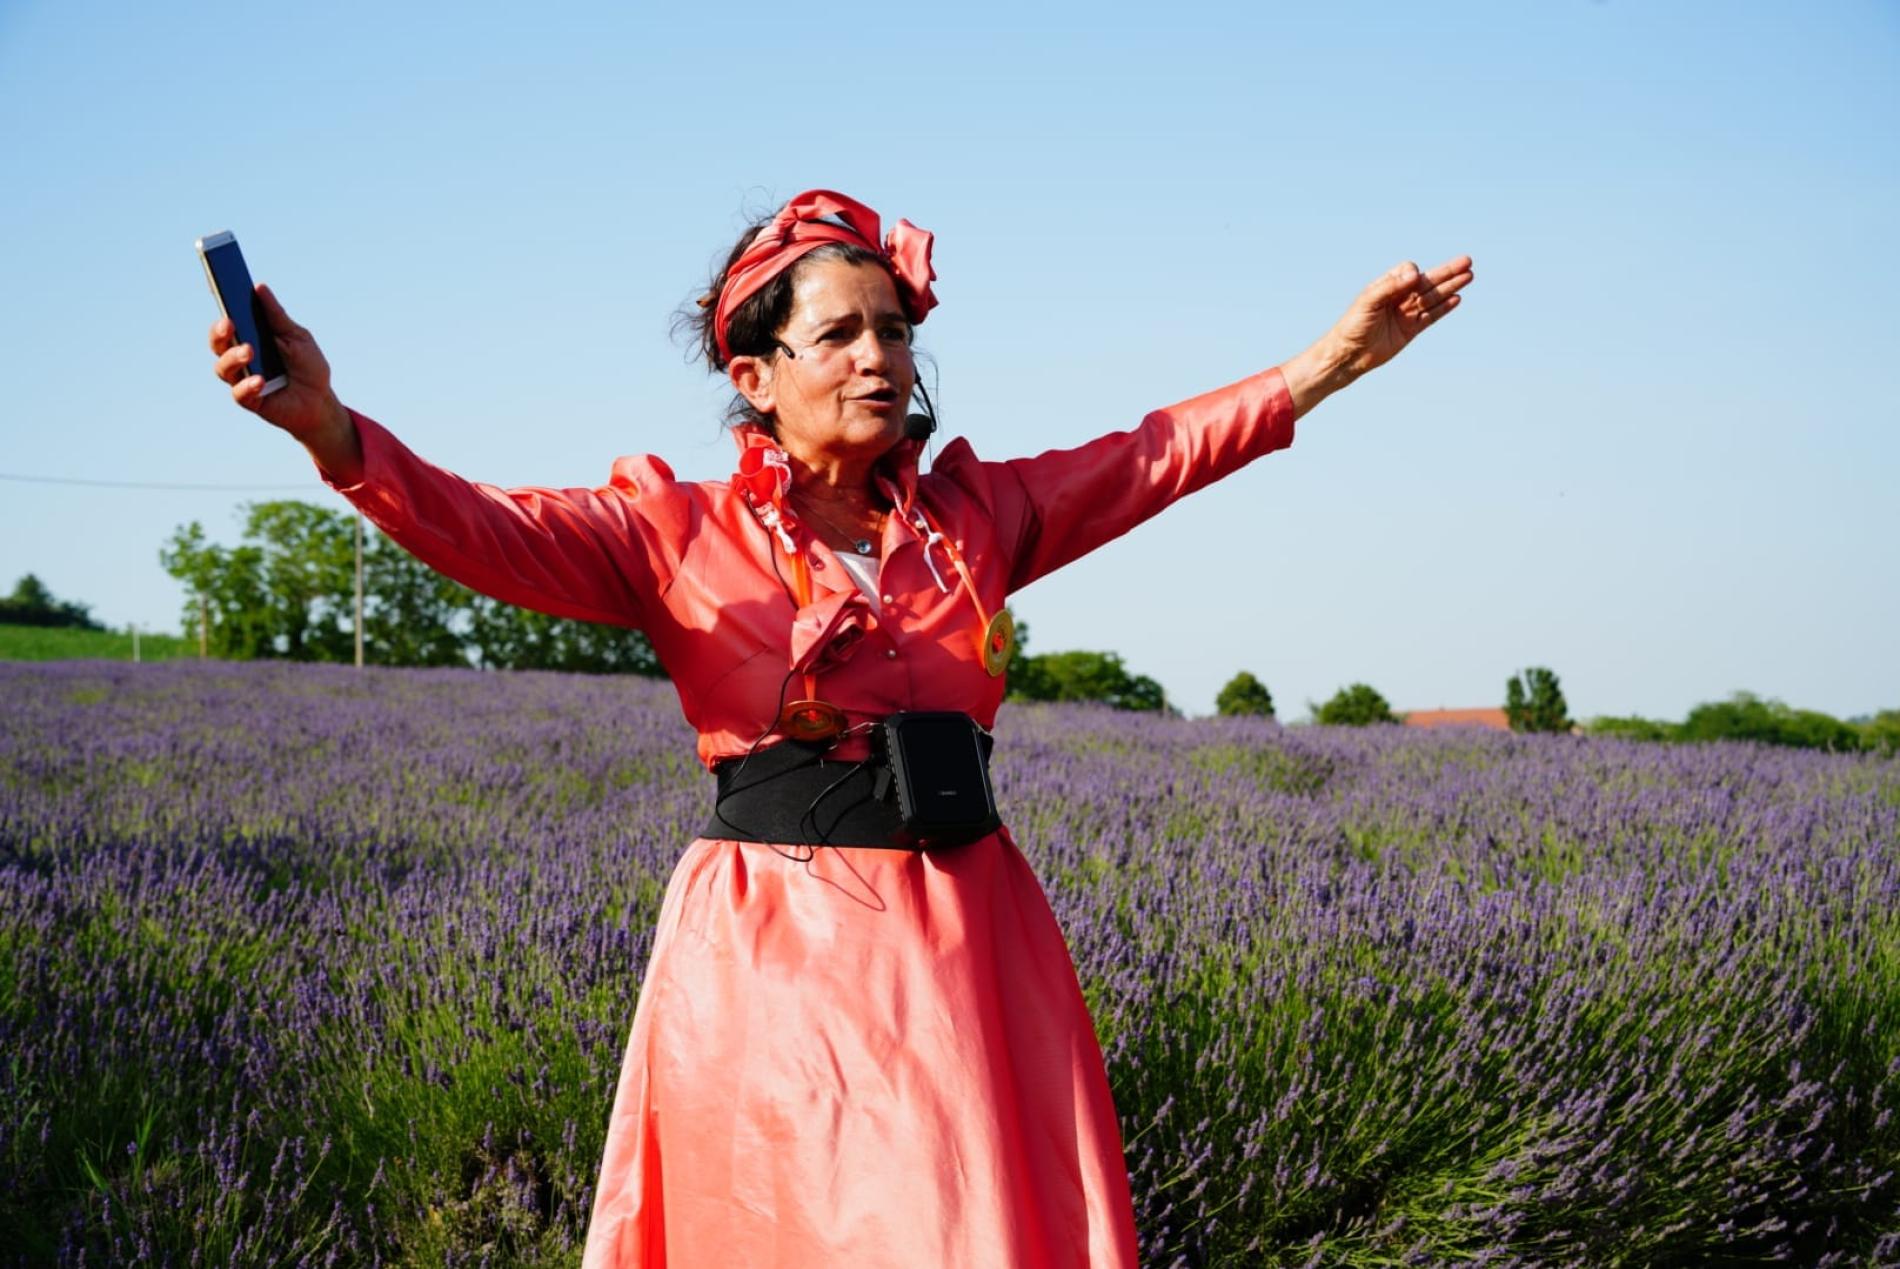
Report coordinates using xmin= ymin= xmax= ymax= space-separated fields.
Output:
xmin=2 ymin=1 xmax=1894 ymax=720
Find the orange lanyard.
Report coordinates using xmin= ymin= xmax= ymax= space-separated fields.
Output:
xmin=910 ymin=503 xmax=1014 ymax=677
xmin=776 ymin=546 xmax=848 ymax=741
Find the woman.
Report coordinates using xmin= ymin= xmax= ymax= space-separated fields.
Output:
xmin=208 ymin=189 xmax=1472 ymax=1266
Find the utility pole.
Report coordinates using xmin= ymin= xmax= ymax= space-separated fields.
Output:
xmin=354 ymin=512 xmax=364 ymax=668
xmin=199 ymin=593 xmax=208 ymax=659
xmin=131 ymin=623 xmax=140 ymax=664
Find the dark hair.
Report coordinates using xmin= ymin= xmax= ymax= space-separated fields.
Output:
xmin=676 ymin=214 xmax=891 ymax=432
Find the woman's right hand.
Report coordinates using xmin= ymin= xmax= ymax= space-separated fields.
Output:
xmin=208 ymin=283 xmax=363 ymax=482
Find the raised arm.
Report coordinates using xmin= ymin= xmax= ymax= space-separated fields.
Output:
xmin=988 ymin=254 xmax=1473 ymax=592
xmin=209 ymin=284 xmax=674 ymax=627
xmin=989 ymin=366 xmax=1296 ymax=593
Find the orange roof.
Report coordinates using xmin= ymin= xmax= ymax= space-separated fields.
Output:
xmin=1402 ymin=708 xmax=1511 ymax=731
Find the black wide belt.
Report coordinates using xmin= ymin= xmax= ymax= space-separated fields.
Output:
xmin=704 ymin=740 xmax=910 ymax=847
xmin=704 ymin=715 xmax=1000 ymax=850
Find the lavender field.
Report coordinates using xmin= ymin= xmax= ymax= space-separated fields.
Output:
xmin=2 ymin=660 xmax=1897 ymax=1266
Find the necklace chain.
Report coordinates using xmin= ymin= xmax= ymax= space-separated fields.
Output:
xmin=793 ymin=495 xmax=881 ymax=556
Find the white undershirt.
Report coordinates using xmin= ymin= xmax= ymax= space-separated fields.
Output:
xmin=833 ymin=550 xmax=881 ymax=604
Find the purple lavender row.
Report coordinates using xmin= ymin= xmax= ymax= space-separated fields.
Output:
xmin=2 ymin=661 xmax=1895 ymax=1265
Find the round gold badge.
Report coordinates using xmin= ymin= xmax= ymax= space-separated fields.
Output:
xmin=777 ymin=699 xmax=847 ymax=741
xmin=981 ymin=609 xmax=1015 ymax=678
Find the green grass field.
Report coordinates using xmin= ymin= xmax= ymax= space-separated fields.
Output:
xmin=0 ymin=622 xmax=197 ymax=662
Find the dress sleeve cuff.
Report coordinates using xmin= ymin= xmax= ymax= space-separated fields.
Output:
xmin=1260 ymin=365 xmax=1297 ymax=452
xmin=313 ymin=409 xmax=413 ymax=530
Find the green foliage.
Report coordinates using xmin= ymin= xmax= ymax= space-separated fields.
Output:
xmin=467 ymin=597 xmax=662 ymax=675
xmin=1860 ymin=709 xmax=1900 ymax=756
xmin=1590 ymin=698 xmax=1885 ymax=753
xmin=160 ymin=500 xmax=663 ymax=675
xmin=0 ymin=574 xmax=103 ymax=630
xmin=1586 ymin=715 xmax=1678 ymax=743
xmin=1016 ymin=650 xmax=1165 ymax=712
xmin=1003 ymin=617 xmax=1165 ymax=712
xmin=1189 ymin=743 xmax=1332 ymax=795
xmin=161 ymin=512 xmax=329 ymax=661
xmin=1215 ymin=670 xmax=1275 ymax=718
xmin=1313 ymin=682 xmax=1398 ymax=726
xmin=1504 ymin=666 xmax=1571 ymax=733
xmin=1003 ymin=611 xmax=1041 ymax=697
xmin=1678 ymin=692 xmax=1861 ymax=753
xmin=250 ymin=501 xmax=358 ymax=661
xmin=0 ymin=623 xmax=194 ymax=662
xmin=363 ymin=535 xmax=475 ymax=669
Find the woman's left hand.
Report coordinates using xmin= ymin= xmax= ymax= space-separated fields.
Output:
xmin=1329 ymin=255 xmax=1475 ymax=379
xmin=1278 ymin=255 xmax=1474 ymax=419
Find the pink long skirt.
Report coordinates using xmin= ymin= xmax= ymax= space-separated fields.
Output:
xmin=579 ymin=828 xmax=1140 ymax=1267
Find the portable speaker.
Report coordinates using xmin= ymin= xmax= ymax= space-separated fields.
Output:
xmin=875 ymin=712 xmax=999 ymax=848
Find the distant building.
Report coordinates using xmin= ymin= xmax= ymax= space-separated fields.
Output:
xmin=1401 ymin=707 xmax=1511 ymax=732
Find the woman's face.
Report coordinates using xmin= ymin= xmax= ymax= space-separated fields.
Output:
xmin=731 ymin=258 xmax=917 ymax=474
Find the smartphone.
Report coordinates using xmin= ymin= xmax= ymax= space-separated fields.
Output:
xmin=195 ymin=231 xmax=287 ymax=396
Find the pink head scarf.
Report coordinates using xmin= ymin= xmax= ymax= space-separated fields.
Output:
xmin=712 ymin=189 xmax=938 ymax=362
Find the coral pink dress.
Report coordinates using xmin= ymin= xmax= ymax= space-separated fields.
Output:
xmin=319 ymin=367 xmax=1297 ymax=1266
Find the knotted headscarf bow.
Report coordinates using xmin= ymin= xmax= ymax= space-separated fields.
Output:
xmin=713 ymin=189 xmax=938 ymax=362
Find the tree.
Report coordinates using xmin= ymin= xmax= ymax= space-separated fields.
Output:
xmin=363 ymin=533 xmax=474 ymax=668
xmin=1013 ymin=650 xmax=1164 ymax=712
xmin=1585 ymin=715 xmax=1677 ymax=743
xmin=247 ymin=501 xmax=356 ymax=661
xmin=1677 ymin=692 xmax=1861 ymax=752
xmin=161 ymin=502 xmax=353 ymax=661
xmin=1002 ymin=619 xmax=1165 ymax=712
xmin=466 ymin=596 xmax=663 ymax=676
xmin=6 ymin=574 xmax=53 ymax=612
xmin=1215 ymin=671 xmax=1275 ymax=718
xmin=1313 ymin=683 xmax=1398 ymax=726
xmin=160 ymin=522 xmax=277 ymax=659
xmin=160 ymin=500 xmax=664 ymax=674
xmin=1504 ymin=666 xmax=1571 ymax=733
xmin=1860 ymin=709 xmax=1900 ymax=756
xmin=1002 ymin=611 xmax=1049 ymax=699
xmin=0 ymin=574 xmax=102 ymax=630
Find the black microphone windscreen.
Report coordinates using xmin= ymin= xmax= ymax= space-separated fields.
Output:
xmin=905 ymin=413 xmax=934 ymax=441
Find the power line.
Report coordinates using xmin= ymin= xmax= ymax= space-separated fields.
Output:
xmin=0 ymin=472 xmax=310 ymax=492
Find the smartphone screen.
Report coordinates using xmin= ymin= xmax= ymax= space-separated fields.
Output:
xmin=198 ymin=234 xmax=287 ymax=389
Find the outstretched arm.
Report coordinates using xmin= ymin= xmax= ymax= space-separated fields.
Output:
xmin=1279 ymin=255 xmax=1475 ymax=418
xmin=986 ymin=254 xmax=1474 ymax=592
xmin=208 ymin=285 xmax=667 ymax=628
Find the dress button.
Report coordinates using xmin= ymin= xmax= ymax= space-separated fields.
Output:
xmin=881 ymin=593 xmax=893 ymax=604
xmin=886 ymin=649 xmax=898 ymax=660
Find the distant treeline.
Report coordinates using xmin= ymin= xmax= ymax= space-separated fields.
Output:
xmin=1589 ymin=694 xmax=1898 ymax=755
xmin=1216 ymin=666 xmax=1898 ymax=756
xmin=14 ymin=503 xmax=1898 ymax=754
xmin=153 ymin=501 xmax=1175 ymax=697
xmin=0 ymin=575 xmax=103 ymax=630
xmin=157 ymin=502 xmax=662 ymax=676
xmin=1004 ymin=623 xmax=1166 ymax=712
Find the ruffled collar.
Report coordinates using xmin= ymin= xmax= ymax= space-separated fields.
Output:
xmin=729 ymin=424 xmax=923 ymax=553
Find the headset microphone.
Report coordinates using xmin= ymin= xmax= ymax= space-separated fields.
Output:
xmin=905 ymin=380 xmax=940 ymax=441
